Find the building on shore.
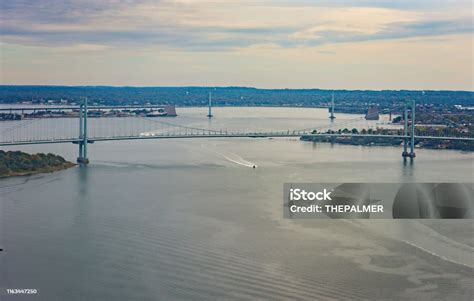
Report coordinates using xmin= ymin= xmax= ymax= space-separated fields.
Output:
xmin=365 ymin=106 xmax=380 ymax=120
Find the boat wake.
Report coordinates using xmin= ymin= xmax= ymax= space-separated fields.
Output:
xmin=201 ymin=144 xmax=257 ymax=168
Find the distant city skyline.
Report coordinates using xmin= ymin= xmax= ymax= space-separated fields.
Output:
xmin=1 ymin=0 xmax=473 ymax=90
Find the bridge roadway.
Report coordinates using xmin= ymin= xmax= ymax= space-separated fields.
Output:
xmin=1 ymin=132 xmax=473 ymax=146
xmin=0 ymin=105 xmax=171 ymax=112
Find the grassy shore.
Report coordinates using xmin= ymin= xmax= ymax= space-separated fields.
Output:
xmin=0 ymin=150 xmax=75 ymax=178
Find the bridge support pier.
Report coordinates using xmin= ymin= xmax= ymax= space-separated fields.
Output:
xmin=329 ymin=93 xmax=336 ymax=120
xmin=207 ymin=92 xmax=213 ymax=118
xmin=402 ymin=99 xmax=416 ymax=162
xmin=77 ymin=98 xmax=89 ymax=164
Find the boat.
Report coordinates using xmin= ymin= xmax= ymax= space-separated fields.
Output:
xmin=145 ymin=105 xmax=178 ymax=117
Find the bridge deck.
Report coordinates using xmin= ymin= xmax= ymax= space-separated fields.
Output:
xmin=1 ymin=133 xmax=472 ymax=146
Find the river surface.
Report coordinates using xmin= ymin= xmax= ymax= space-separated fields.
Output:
xmin=1 ymin=107 xmax=473 ymax=300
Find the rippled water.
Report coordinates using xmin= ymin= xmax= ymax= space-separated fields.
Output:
xmin=1 ymin=107 xmax=473 ymax=300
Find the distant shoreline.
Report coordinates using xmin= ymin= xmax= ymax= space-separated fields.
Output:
xmin=300 ymin=136 xmax=473 ymax=152
xmin=1 ymin=86 xmax=472 ymax=109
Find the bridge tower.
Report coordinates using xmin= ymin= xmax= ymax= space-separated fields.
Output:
xmin=402 ymin=99 xmax=416 ymax=161
xmin=77 ymin=97 xmax=89 ymax=164
xmin=329 ymin=93 xmax=336 ymax=120
xmin=207 ymin=92 xmax=213 ymax=118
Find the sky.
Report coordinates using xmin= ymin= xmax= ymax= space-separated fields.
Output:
xmin=0 ymin=0 xmax=473 ymax=90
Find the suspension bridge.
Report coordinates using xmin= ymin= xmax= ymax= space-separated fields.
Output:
xmin=0 ymin=99 xmax=472 ymax=164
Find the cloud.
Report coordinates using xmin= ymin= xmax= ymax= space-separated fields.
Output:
xmin=292 ymin=18 xmax=473 ymax=47
xmin=1 ymin=0 xmax=472 ymax=51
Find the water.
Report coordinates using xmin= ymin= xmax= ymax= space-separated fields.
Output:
xmin=1 ymin=107 xmax=473 ymax=300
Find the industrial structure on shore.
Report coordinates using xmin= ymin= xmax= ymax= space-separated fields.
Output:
xmin=0 ymin=105 xmax=177 ymax=120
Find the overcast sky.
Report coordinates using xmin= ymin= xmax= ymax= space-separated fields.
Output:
xmin=1 ymin=0 xmax=472 ymax=90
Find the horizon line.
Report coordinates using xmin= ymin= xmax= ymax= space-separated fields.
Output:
xmin=0 ymin=84 xmax=473 ymax=93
